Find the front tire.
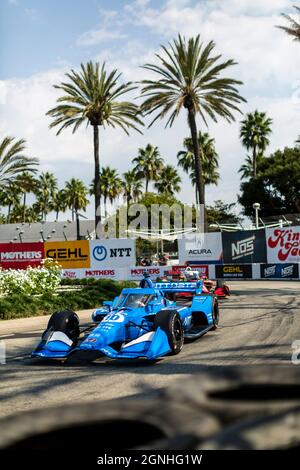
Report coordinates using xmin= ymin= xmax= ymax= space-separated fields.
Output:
xmin=154 ymin=310 xmax=184 ymax=355
xmin=44 ymin=310 xmax=80 ymax=343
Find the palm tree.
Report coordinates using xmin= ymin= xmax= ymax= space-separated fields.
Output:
xmin=64 ymin=178 xmax=89 ymax=240
xmin=53 ymin=189 xmax=68 ymax=220
xmin=34 ymin=172 xmax=58 ymax=221
xmin=154 ymin=165 xmax=181 ymax=196
xmin=277 ymin=6 xmax=300 ymax=41
xmin=132 ymin=144 xmax=164 ymax=192
xmin=140 ymin=35 xmax=245 ymax=229
xmin=123 ymin=170 xmax=143 ymax=206
xmin=46 ymin=61 xmax=143 ymax=235
xmin=0 ymin=136 xmax=38 ymax=187
xmin=240 ymin=110 xmax=272 ymax=178
xmin=94 ymin=167 xmax=122 ymax=218
xmin=0 ymin=182 xmax=21 ymax=223
xmin=15 ymin=172 xmax=37 ymax=223
xmin=177 ymin=132 xmax=220 ymax=203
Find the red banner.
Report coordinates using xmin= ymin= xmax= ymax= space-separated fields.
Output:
xmin=0 ymin=242 xmax=44 ymax=269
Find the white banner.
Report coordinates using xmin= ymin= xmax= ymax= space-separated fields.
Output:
xmin=89 ymin=239 xmax=135 ymax=268
xmin=266 ymin=226 xmax=300 ymax=263
xmin=178 ymin=233 xmax=223 ymax=263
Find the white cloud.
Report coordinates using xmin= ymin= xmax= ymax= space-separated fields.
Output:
xmin=77 ymin=28 xmax=126 ymax=46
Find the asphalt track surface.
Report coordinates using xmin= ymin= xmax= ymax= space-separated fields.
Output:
xmin=0 ymin=280 xmax=299 ymax=419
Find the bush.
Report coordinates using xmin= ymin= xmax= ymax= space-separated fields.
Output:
xmin=0 ymin=279 xmax=136 ymax=320
xmin=0 ymin=259 xmax=61 ymax=296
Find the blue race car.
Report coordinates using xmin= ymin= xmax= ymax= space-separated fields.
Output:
xmin=31 ymin=275 xmax=219 ymax=362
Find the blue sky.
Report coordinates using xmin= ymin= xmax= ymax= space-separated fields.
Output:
xmin=0 ymin=0 xmax=299 ymax=220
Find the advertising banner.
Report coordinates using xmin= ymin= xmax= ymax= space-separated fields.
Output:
xmin=260 ymin=263 xmax=299 ymax=279
xmin=178 ymin=233 xmax=223 ymax=264
xmin=128 ymin=266 xmax=164 ymax=281
xmin=90 ymin=239 xmax=135 ymax=268
xmin=266 ymin=226 xmax=300 ymax=263
xmin=45 ymin=240 xmax=90 ymax=269
xmin=0 ymin=242 xmax=44 ymax=269
xmin=222 ymin=230 xmax=267 ymax=264
xmin=215 ymin=264 xmax=253 ymax=279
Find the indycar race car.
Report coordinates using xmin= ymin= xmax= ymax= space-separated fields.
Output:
xmin=163 ymin=266 xmax=230 ymax=299
xmin=31 ymin=275 xmax=219 ymax=362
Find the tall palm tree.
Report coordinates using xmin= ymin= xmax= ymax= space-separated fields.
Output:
xmin=0 ymin=182 xmax=21 ymax=223
xmin=140 ymin=35 xmax=245 ymax=229
xmin=177 ymin=132 xmax=220 ymax=203
xmin=277 ymin=6 xmax=300 ymax=41
xmin=64 ymin=178 xmax=89 ymax=239
xmin=46 ymin=61 xmax=143 ymax=235
xmin=53 ymin=189 xmax=68 ymax=221
xmin=15 ymin=172 xmax=37 ymax=223
xmin=123 ymin=170 xmax=143 ymax=206
xmin=154 ymin=165 xmax=181 ymax=196
xmin=240 ymin=110 xmax=272 ymax=178
xmin=34 ymin=172 xmax=58 ymax=221
xmin=0 ymin=136 xmax=38 ymax=187
xmin=132 ymin=144 xmax=164 ymax=192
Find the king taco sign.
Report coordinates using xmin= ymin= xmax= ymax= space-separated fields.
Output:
xmin=266 ymin=227 xmax=300 ymax=263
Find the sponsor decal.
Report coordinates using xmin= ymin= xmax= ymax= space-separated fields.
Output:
xmin=231 ymin=235 xmax=255 ymax=260
xmin=131 ymin=268 xmax=160 ymax=277
xmin=188 ymin=249 xmax=212 ymax=255
xmin=222 ymin=230 xmax=266 ymax=264
xmin=178 ymin=233 xmax=223 ymax=264
xmin=216 ymin=264 xmax=253 ymax=279
xmin=45 ymin=241 xmax=90 ymax=268
xmin=92 ymin=245 xmax=107 ymax=261
xmin=267 ymin=227 xmax=300 ymax=262
xmin=260 ymin=263 xmax=299 ymax=279
xmin=0 ymin=242 xmax=44 ymax=269
xmin=85 ymin=269 xmax=116 ymax=278
xmin=62 ymin=271 xmax=77 ymax=279
xmin=90 ymin=239 xmax=135 ymax=268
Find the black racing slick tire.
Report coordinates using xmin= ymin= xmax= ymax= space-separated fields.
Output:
xmin=211 ymin=300 xmax=219 ymax=330
xmin=44 ymin=310 xmax=80 ymax=343
xmin=154 ymin=310 xmax=184 ymax=355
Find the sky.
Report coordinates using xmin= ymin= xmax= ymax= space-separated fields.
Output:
xmin=0 ymin=0 xmax=299 ymax=220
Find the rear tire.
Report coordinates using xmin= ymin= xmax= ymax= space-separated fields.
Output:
xmin=154 ymin=310 xmax=184 ymax=355
xmin=211 ymin=300 xmax=219 ymax=330
xmin=44 ymin=310 xmax=80 ymax=343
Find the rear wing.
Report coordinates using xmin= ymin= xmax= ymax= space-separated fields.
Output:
xmin=154 ymin=281 xmax=203 ymax=293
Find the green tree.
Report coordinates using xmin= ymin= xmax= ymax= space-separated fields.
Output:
xmin=47 ymin=61 xmax=143 ymax=235
xmin=177 ymin=132 xmax=219 ymax=203
xmin=154 ymin=165 xmax=181 ymax=196
xmin=206 ymin=200 xmax=242 ymax=227
xmin=132 ymin=144 xmax=164 ymax=192
xmin=123 ymin=170 xmax=143 ymax=206
xmin=240 ymin=110 xmax=272 ymax=178
xmin=35 ymin=172 xmax=58 ymax=221
xmin=90 ymin=167 xmax=122 ymax=218
xmin=15 ymin=172 xmax=37 ymax=223
xmin=53 ymin=189 xmax=68 ymax=221
xmin=140 ymin=35 xmax=245 ymax=229
xmin=64 ymin=178 xmax=89 ymax=240
xmin=0 ymin=182 xmax=21 ymax=223
xmin=0 ymin=136 xmax=38 ymax=187
xmin=277 ymin=6 xmax=300 ymax=41
xmin=238 ymin=146 xmax=300 ymax=217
